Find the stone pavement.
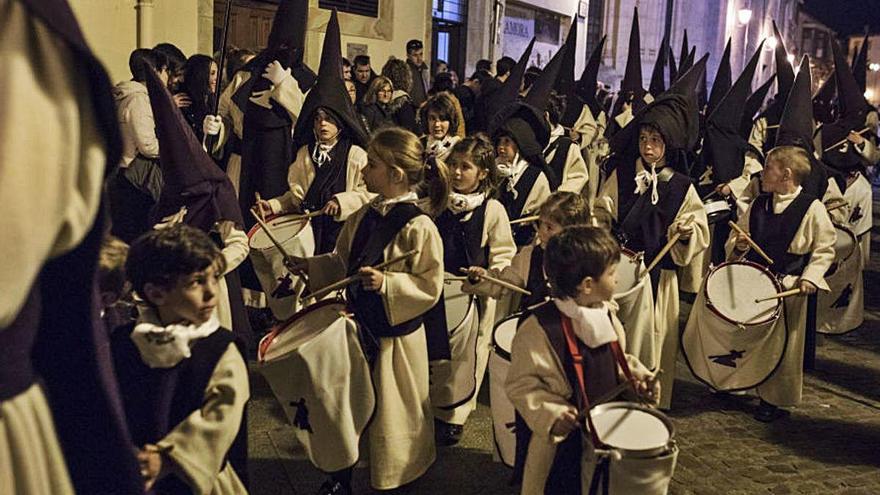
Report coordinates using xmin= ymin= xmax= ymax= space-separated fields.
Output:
xmin=245 ymin=193 xmax=880 ymax=495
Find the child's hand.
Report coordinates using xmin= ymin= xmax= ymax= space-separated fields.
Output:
xmin=322 ymin=199 xmax=341 ymax=217
xmin=630 ymin=369 xmax=661 ymax=405
xmin=137 ymin=444 xmax=164 ymax=490
xmin=466 ymin=266 xmax=488 ymax=283
xmin=798 ymin=279 xmax=818 ymax=295
xmin=359 ymin=267 xmax=385 ymax=291
xmin=674 ymin=215 xmax=695 ymax=240
xmin=284 ymin=255 xmax=308 ymax=275
xmin=734 ymin=233 xmax=750 ymax=252
xmin=253 ymin=199 xmax=275 ymax=218
xmin=153 ymin=206 xmax=187 ymax=230
xmin=550 ymin=407 xmax=580 ymax=438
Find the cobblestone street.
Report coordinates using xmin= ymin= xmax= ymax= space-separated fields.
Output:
xmin=246 ymin=195 xmax=880 ymax=495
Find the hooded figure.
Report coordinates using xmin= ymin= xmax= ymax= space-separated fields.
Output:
xmin=2 ymin=0 xmax=146 ymax=492
xmin=820 ymin=38 xmax=872 ymax=174
xmin=740 ymin=74 xmax=775 ymax=139
xmin=852 ymin=35 xmax=869 ymax=93
xmin=753 ymin=21 xmax=796 ymax=154
xmin=573 ymin=36 xmax=610 ymax=200
xmin=555 ymin=16 xmax=582 ymax=128
xmin=649 ymin=32 xmax=670 ymax=97
xmin=668 ymin=43 xmax=679 ymax=86
xmin=607 ymin=8 xmax=649 ymax=136
xmin=812 ymin=70 xmax=838 ymax=125
xmin=262 ymin=9 xmax=372 ymax=256
xmin=597 ymin=56 xmax=710 ymax=410
xmin=706 ymin=39 xmax=733 ymax=116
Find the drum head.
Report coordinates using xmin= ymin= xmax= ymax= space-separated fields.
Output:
xmin=614 ymin=249 xmax=643 ymax=296
xmin=259 ymin=301 xmax=348 ymax=362
xmin=443 ymin=275 xmax=475 ymax=330
xmin=492 ymin=315 xmax=520 ymax=360
xmin=248 ymin=214 xmax=309 ymax=250
xmin=590 ymin=402 xmax=672 ymax=456
xmin=706 ymin=262 xmax=780 ymax=326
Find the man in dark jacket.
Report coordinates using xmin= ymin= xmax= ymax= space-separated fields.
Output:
xmin=406 ymin=39 xmax=429 ymax=107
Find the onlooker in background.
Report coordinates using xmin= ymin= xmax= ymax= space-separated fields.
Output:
xmin=225 ymin=47 xmax=255 ymax=90
xmin=476 ymin=59 xmax=493 ymax=74
xmin=342 ymin=57 xmax=353 ymax=80
xmin=153 ymin=42 xmax=186 ymax=93
xmin=353 ymin=54 xmax=377 ymax=103
xmin=179 ymin=54 xmax=219 ymax=142
xmin=406 ymin=39 xmax=430 ymax=107
xmin=453 ymin=70 xmax=491 ymax=134
xmin=383 ymin=57 xmax=420 ymax=133
xmin=360 ymin=76 xmax=395 ymax=134
xmin=429 ymin=72 xmax=455 ymax=96
xmin=448 ymin=70 xmax=460 ymax=88
xmin=434 ymin=59 xmax=449 ymax=77
xmin=345 ymin=79 xmax=358 ymax=105
xmin=479 ymin=55 xmax=515 ymax=103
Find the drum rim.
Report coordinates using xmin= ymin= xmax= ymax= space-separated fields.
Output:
xmin=247 ymin=213 xmax=310 ymax=249
xmin=704 ymin=260 xmax=783 ymax=327
xmin=589 ymin=401 xmax=675 ymax=457
xmin=443 ymin=273 xmax=477 ymax=331
xmin=613 ymin=248 xmax=646 ymax=298
xmin=258 ymin=298 xmax=348 ymax=361
xmin=492 ymin=312 xmax=524 ymax=361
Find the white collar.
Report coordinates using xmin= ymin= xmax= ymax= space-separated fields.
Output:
xmin=550 ymin=125 xmax=565 ymax=138
xmin=554 ymin=298 xmax=618 ymax=348
xmin=130 ymin=307 xmax=220 ymax=369
xmin=370 ymin=191 xmax=419 ymax=216
xmin=774 ymin=185 xmax=802 ymax=202
xmin=448 ymin=191 xmax=486 ymax=214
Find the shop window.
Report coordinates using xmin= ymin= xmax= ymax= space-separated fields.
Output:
xmin=319 ymin=0 xmax=379 ymax=18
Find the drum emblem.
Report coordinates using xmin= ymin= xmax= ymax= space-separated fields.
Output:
xmin=708 ymin=350 xmax=745 ymax=368
xmin=272 ymin=274 xmax=296 ymax=298
xmin=849 ymin=205 xmax=864 ymax=224
xmin=832 ymin=284 xmax=854 ymax=309
xmin=289 ymin=398 xmax=314 ymax=434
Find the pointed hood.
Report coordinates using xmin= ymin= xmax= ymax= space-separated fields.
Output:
xmin=649 ymin=32 xmax=670 ymax=96
xmin=666 ymin=53 xmax=708 ymax=151
xmin=822 ymin=39 xmax=870 ymax=172
xmin=703 ymin=40 xmax=764 ymax=183
xmin=680 ymin=46 xmax=696 ymax=75
xmin=293 ymin=9 xmax=368 ymax=148
xmin=706 ymin=39 xmax=733 ymax=114
xmin=776 ymin=56 xmax=815 ymax=151
xmin=486 ymin=38 xmax=535 ymax=119
xmin=555 ymin=17 xmax=578 ymax=97
xmin=267 ymin=0 xmax=309 ymax=53
xmin=620 ymin=7 xmax=645 ymax=98
xmin=144 ymin=66 xmax=242 ymax=231
xmin=526 ymin=42 xmax=567 ymax=111
xmin=668 ymin=44 xmax=679 ymax=85
xmin=576 ymin=36 xmax=607 ymax=118
xmin=772 ymin=21 xmax=795 ymax=101
xmin=853 ymin=35 xmax=869 ymax=92
xmin=678 ymin=30 xmax=689 ymax=76
xmin=812 ymin=71 xmax=837 ymax=124
xmin=739 ymin=74 xmax=775 ymax=138
xmin=832 ymin=37 xmax=868 ymax=119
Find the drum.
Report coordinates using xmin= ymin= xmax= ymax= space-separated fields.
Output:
xmin=819 ymin=225 xmax=863 ymax=334
xmin=613 ymin=249 xmax=656 ymax=369
xmin=703 ymin=198 xmax=732 ymax=225
xmin=589 ymin=402 xmax=678 ymax=495
xmin=248 ymin=214 xmax=315 ymax=321
xmin=488 ymin=314 xmax=519 ymax=467
xmin=681 ymin=261 xmax=787 ymax=391
xmin=430 ymin=276 xmax=481 ymax=409
xmin=258 ymin=300 xmax=375 ymax=472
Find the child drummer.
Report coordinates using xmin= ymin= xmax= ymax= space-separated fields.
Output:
xmin=505 ymin=226 xmax=661 ymax=493
xmin=727 ymin=145 xmax=835 ymax=422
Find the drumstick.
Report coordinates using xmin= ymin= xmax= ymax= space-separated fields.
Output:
xmin=826 ymin=201 xmax=848 ymax=212
xmin=444 ymin=275 xmax=468 ymax=282
xmin=255 ymin=192 xmax=267 ymax=223
xmin=701 ymin=189 xmax=719 ymax=202
xmin=822 ymin=127 xmax=871 ymax=153
xmin=287 ymin=210 xmax=325 ymax=221
xmin=249 ymin=209 xmax=294 ymax=260
xmin=754 ymin=287 xmax=802 ymax=303
xmin=304 ymin=249 xmax=419 ymax=302
xmin=510 ymin=214 xmax=540 ymax=226
xmin=727 ymin=221 xmax=774 ymax=265
xmin=642 ymin=216 xmax=695 ymax=276
xmin=459 ymin=268 xmax=532 ymax=296
xmin=590 ymin=370 xmax=664 ymax=407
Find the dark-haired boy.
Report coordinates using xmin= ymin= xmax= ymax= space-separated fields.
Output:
xmin=506 ymin=226 xmax=664 ymax=493
xmin=111 ymin=225 xmax=248 ymax=493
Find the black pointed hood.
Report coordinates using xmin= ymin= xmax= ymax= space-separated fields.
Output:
xmin=772 ymin=21 xmax=795 ymax=102
xmin=668 ymin=44 xmax=679 ymax=85
xmin=667 ymin=53 xmax=708 ymax=151
xmin=619 ymin=8 xmax=646 ymax=104
xmin=739 ymin=74 xmax=775 ymax=138
xmin=812 ymin=71 xmax=837 ymax=124
xmin=293 ymin=9 xmax=368 ymax=148
xmin=706 ymin=39 xmax=732 ymax=114
xmin=678 ymin=30 xmax=689 ymax=76
xmin=822 ymin=38 xmax=870 ymax=172
xmin=776 ymin=56 xmax=815 ymax=151
xmin=853 ymin=35 xmax=869 ymax=92
xmin=576 ymin=36 xmax=607 ymax=118
xmin=832 ymin=37 xmax=869 ymax=120
xmin=649 ymin=32 xmax=670 ymax=96
xmin=486 ymin=38 xmax=535 ymax=119
xmin=526 ymin=42 xmax=567 ymax=111
xmin=555 ymin=16 xmax=578 ymax=98
xmin=144 ymin=66 xmax=243 ymax=231
xmin=703 ymin=40 xmax=764 ymax=183
xmin=241 ymin=0 xmax=315 ymax=93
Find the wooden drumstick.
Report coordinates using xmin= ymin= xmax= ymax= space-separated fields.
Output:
xmin=459 ymin=268 xmax=532 ymax=296
xmin=822 ymin=127 xmax=871 ymax=153
xmin=826 ymin=201 xmax=848 ymax=213
xmin=754 ymin=287 xmax=802 ymax=303
xmin=444 ymin=275 xmax=468 ymax=282
xmin=249 ymin=209 xmax=294 ymax=260
xmin=287 ymin=210 xmax=325 ymax=221
xmin=510 ymin=214 xmax=540 ymax=225
xmin=727 ymin=221 xmax=774 ymax=265
xmin=642 ymin=216 xmax=695 ymax=276
xmin=304 ymin=249 xmax=419 ymax=302
xmin=254 ymin=192 xmax=268 ymax=223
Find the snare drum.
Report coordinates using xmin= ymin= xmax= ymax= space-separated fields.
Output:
xmin=430 ymin=276 xmax=481 ymax=409
xmin=613 ymin=249 xmax=656 ymax=369
xmin=825 ymin=224 xmax=857 ymax=277
xmin=248 ymin=214 xmax=315 ymax=320
xmin=488 ymin=314 xmax=519 ymax=467
xmin=613 ymin=248 xmax=643 ymax=297
xmin=258 ymin=300 xmax=375 ymax=472
xmin=682 ymin=261 xmax=787 ymax=391
xmin=703 ymin=198 xmax=732 ymax=225
xmin=819 ymin=225 xmax=863 ymax=334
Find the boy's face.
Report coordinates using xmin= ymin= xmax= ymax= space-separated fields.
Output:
xmin=578 ymin=262 xmax=619 ymax=304
xmin=148 ymin=264 xmax=220 ymax=325
xmin=495 ymin=135 xmax=518 ymax=164
xmin=638 ymin=128 xmax=665 ymax=165
xmin=537 ymin=216 xmax=564 ymax=245
xmin=760 ymin=158 xmax=791 ymax=193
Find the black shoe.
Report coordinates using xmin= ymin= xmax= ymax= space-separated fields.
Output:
xmin=754 ymin=400 xmax=790 ymax=423
xmin=435 ymin=419 xmax=464 ymax=446
xmin=317 ymin=480 xmax=351 ymax=495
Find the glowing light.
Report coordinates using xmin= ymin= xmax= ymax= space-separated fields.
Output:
xmin=766 ymin=36 xmax=778 ymax=50
xmin=870 ymin=63 xmax=880 ymax=72
xmin=737 ymin=9 xmax=753 ymax=26
xmin=866 ymin=89 xmax=875 ymax=100
xmin=787 ymin=54 xmax=795 ymax=64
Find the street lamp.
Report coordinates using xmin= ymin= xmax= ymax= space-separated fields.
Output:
xmin=737 ymin=9 xmax=753 ymax=26
xmin=870 ymin=63 xmax=880 ymax=72
xmin=766 ymin=36 xmax=778 ymax=50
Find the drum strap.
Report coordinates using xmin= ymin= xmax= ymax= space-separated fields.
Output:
xmin=499 ymin=166 xmax=541 ymax=246
xmin=560 ymin=315 xmax=605 ymax=448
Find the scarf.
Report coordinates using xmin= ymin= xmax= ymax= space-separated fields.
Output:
xmin=311 ymin=135 xmax=340 ymax=167
xmin=634 ymin=158 xmax=670 ymax=206
xmin=448 ymin=191 xmax=486 ymax=214
xmin=130 ymin=307 xmax=221 ymax=369
xmin=370 ymin=191 xmax=419 ymax=216
xmin=427 ymin=135 xmax=459 ymax=161
xmin=496 ymin=154 xmax=529 ymax=199
xmin=554 ymin=298 xmax=618 ymax=348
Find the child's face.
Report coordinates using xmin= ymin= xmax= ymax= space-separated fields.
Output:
xmin=579 ymin=262 xmax=619 ymax=305
xmin=363 ymin=154 xmax=399 ymax=196
xmin=150 ymin=264 xmax=220 ymax=325
xmin=427 ymin=110 xmax=450 ymax=140
xmin=449 ymin=154 xmax=487 ymax=194
xmin=760 ymin=158 xmax=791 ymax=193
xmin=495 ymin=135 xmax=518 ymax=164
xmin=638 ymin=128 xmax=666 ymax=165
xmin=537 ymin=215 xmax=563 ymax=245
xmin=313 ymin=109 xmax=340 ymax=143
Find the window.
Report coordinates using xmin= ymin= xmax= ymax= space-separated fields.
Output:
xmin=319 ymin=0 xmax=378 ymax=18
xmin=433 ymin=0 xmax=467 ymax=24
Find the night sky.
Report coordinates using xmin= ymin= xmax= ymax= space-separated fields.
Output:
xmin=802 ymin=0 xmax=880 ymax=36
